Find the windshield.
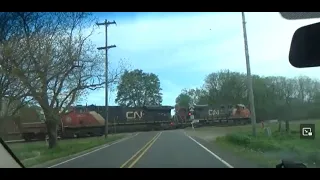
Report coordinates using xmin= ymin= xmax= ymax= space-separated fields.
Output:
xmin=0 ymin=12 xmax=319 ymax=168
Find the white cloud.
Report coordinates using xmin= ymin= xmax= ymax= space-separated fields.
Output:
xmin=104 ymin=13 xmax=238 ymax=51
xmin=83 ymin=12 xmax=320 ymax=106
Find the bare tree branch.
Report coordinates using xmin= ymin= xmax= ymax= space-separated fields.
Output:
xmin=0 ymin=12 xmax=127 ymax=148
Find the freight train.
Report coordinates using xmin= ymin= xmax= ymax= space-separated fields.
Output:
xmin=2 ymin=105 xmax=177 ymax=141
xmin=58 ymin=105 xmax=176 ymax=139
xmin=174 ymin=104 xmax=251 ymax=127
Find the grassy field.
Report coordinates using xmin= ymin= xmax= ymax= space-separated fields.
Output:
xmin=7 ymin=134 xmax=127 ymax=167
xmin=186 ymin=120 xmax=320 ymax=168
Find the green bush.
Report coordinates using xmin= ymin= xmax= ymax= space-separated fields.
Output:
xmin=225 ymin=133 xmax=251 ymax=146
xmin=271 ymin=131 xmax=296 ymax=140
xmin=224 ymin=133 xmax=280 ymax=152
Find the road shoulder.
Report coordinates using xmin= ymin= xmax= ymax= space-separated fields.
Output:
xmin=30 ymin=133 xmax=137 ymax=168
xmin=185 ymin=131 xmax=263 ymax=168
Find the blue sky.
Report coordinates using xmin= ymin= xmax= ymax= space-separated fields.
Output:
xmin=80 ymin=12 xmax=320 ymax=107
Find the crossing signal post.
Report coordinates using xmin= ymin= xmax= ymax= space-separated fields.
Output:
xmin=189 ymin=105 xmax=194 ymax=120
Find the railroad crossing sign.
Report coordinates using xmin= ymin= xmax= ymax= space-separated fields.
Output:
xmin=189 ymin=104 xmax=194 ymax=112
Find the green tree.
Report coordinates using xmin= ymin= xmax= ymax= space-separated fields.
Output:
xmin=175 ymin=88 xmax=209 ymax=108
xmin=175 ymin=93 xmax=192 ymax=108
xmin=179 ymin=69 xmax=320 ymax=124
xmin=115 ymin=69 xmax=163 ymax=107
xmin=0 ymin=13 xmax=125 ymax=148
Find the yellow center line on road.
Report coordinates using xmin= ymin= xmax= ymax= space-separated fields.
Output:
xmin=127 ymin=132 xmax=161 ymax=168
xmin=120 ymin=132 xmax=162 ymax=168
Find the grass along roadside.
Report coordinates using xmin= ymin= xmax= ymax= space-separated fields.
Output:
xmin=8 ymin=134 xmax=128 ymax=167
xmin=217 ymin=120 xmax=320 ymax=167
xmin=187 ymin=120 xmax=320 ymax=168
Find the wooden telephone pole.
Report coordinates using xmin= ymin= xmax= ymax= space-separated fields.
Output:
xmin=241 ymin=12 xmax=257 ymax=136
xmin=96 ymin=19 xmax=117 ymax=138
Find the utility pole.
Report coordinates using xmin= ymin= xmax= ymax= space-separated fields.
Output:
xmin=241 ymin=12 xmax=257 ymax=136
xmin=96 ymin=19 xmax=117 ymax=138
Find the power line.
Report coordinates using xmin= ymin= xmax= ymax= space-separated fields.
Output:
xmin=241 ymin=12 xmax=257 ymax=136
xmin=96 ymin=19 xmax=117 ymax=138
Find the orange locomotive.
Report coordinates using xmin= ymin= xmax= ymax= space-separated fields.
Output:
xmin=231 ymin=104 xmax=250 ymax=119
xmin=175 ymin=104 xmax=251 ymax=126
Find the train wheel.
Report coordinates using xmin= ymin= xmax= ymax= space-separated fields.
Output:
xmin=37 ymin=133 xmax=46 ymax=140
xmin=22 ymin=134 xmax=32 ymax=142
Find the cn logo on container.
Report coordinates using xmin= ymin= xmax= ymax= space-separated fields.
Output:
xmin=208 ymin=109 xmax=219 ymax=116
xmin=126 ymin=111 xmax=143 ymax=120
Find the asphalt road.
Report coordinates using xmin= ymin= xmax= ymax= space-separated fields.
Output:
xmin=50 ymin=130 xmax=234 ymax=168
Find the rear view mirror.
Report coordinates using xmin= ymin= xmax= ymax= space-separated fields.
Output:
xmin=280 ymin=12 xmax=320 ymax=20
xmin=289 ymin=22 xmax=320 ymax=68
